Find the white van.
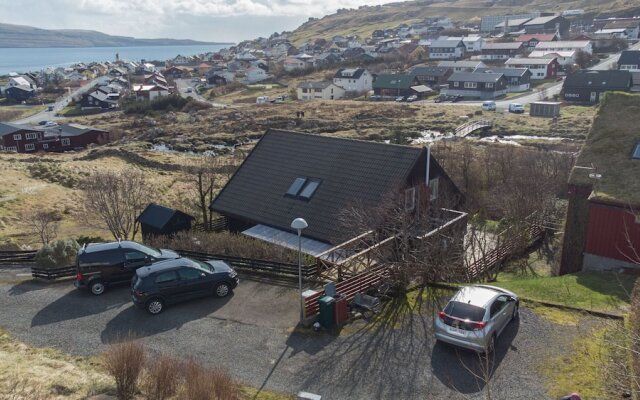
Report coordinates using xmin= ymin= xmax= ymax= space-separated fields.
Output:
xmin=256 ymin=96 xmax=269 ymax=104
xmin=482 ymin=101 xmax=496 ymax=111
xmin=508 ymin=103 xmax=525 ymax=114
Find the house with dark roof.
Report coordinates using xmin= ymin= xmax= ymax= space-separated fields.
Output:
xmin=523 ymin=16 xmax=570 ymax=38
xmin=480 ymin=42 xmax=525 ymax=61
xmin=209 ymin=129 xmax=463 ymax=254
xmin=4 ymin=85 xmax=36 ymax=102
xmin=493 ymin=18 xmax=532 ymax=34
xmin=332 ymin=68 xmax=373 ymax=92
xmin=373 ymin=74 xmax=421 ymax=98
xmin=618 ymin=50 xmax=640 ymax=72
xmin=474 ymin=67 xmax=531 ymax=92
xmin=0 ymin=123 xmax=43 ymax=153
xmin=41 ymin=123 xmax=109 ymax=151
xmin=137 ymin=203 xmax=194 ymax=240
xmin=562 ymin=70 xmax=632 ymax=103
xmin=559 ymin=93 xmax=640 ymax=274
xmin=81 ymin=90 xmax=119 ymax=109
xmin=297 ymin=81 xmax=345 ymax=100
xmin=442 ymin=72 xmax=508 ymax=100
xmin=409 ymin=66 xmax=453 ymax=87
xmin=437 ymin=60 xmax=487 ymax=73
xmin=428 ymin=39 xmax=465 ymax=60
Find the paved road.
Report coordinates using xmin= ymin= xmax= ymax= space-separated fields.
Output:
xmin=12 ymin=76 xmax=110 ymax=125
xmin=0 ymin=269 xmax=589 ymax=399
xmin=420 ymin=41 xmax=640 ymax=111
xmin=174 ymin=78 xmax=230 ymax=108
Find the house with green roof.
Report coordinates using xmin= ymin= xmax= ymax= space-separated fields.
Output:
xmin=372 ymin=74 xmax=421 ymax=98
xmin=560 ymin=92 xmax=640 ymax=274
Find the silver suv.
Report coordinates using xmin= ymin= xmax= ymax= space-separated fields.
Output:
xmin=434 ymin=285 xmax=519 ymax=353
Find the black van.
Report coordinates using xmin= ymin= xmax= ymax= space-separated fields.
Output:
xmin=74 ymin=241 xmax=180 ymax=295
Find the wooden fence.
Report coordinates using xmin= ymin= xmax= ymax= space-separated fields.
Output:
xmin=304 ymin=265 xmax=392 ymax=318
xmin=0 ymin=250 xmax=36 ymax=264
xmin=466 ymin=223 xmax=545 ymax=281
xmin=177 ymin=250 xmax=318 ymax=278
xmin=192 ymin=216 xmax=228 ymax=233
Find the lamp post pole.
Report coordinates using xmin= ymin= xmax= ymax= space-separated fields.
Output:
xmin=297 ymin=228 xmax=303 ymax=323
xmin=291 ymin=218 xmax=308 ymax=325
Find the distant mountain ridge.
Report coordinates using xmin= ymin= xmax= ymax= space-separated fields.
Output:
xmin=0 ymin=23 xmax=232 ymax=48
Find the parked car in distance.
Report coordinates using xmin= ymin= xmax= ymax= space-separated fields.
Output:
xmin=406 ymin=95 xmax=418 ymax=102
xmin=450 ymin=94 xmax=463 ymax=103
xmin=434 ymin=95 xmax=446 ymax=103
xmin=74 ymin=241 xmax=180 ymax=295
xmin=256 ymin=96 xmax=269 ymax=104
xmin=47 ymin=105 xmax=54 ymax=111
xmin=482 ymin=101 xmax=496 ymax=111
xmin=395 ymin=96 xmax=405 ymax=102
xmin=434 ymin=285 xmax=519 ymax=353
xmin=44 ymin=121 xmax=58 ymax=127
xmin=369 ymin=95 xmax=382 ymax=101
xmin=38 ymin=120 xmax=49 ymax=125
xmin=131 ymin=257 xmax=239 ymax=315
xmin=186 ymin=87 xmax=193 ymax=93
xmin=508 ymin=103 xmax=525 ymax=113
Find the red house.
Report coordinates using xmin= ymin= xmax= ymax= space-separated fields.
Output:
xmin=0 ymin=123 xmax=43 ymax=153
xmin=560 ymin=93 xmax=640 ymax=274
xmin=0 ymin=122 xmax=108 ymax=153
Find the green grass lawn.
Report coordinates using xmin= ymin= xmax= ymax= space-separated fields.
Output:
xmin=496 ymin=272 xmax=637 ymax=313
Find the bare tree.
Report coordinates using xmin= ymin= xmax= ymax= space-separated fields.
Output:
xmin=185 ymin=155 xmax=219 ymax=229
xmin=20 ymin=210 xmax=61 ymax=246
xmin=82 ymin=169 xmax=150 ymax=240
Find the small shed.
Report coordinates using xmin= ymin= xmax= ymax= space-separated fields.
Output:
xmin=530 ymin=101 xmax=560 ymax=118
xmin=137 ymin=203 xmax=194 ymax=239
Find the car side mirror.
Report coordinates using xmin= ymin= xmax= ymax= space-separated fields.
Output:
xmin=144 ymin=257 xmax=153 ymax=266
xmin=508 ymin=297 xmax=516 ymax=302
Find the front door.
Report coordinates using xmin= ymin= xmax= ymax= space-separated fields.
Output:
xmin=590 ymin=92 xmax=597 ymax=103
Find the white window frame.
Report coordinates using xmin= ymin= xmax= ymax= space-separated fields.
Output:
xmin=61 ymin=138 xmax=71 ymax=146
xmin=453 ymin=81 xmax=459 ymax=87
xmin=25 ymin=132 xmax=37 ymax=140
xmin=6 ymin=146 xmax=17 ymax=152
xmin=464 ymin=82 xmax=477 ymax=89
xmin=429 ymin=178 xmax=439 ymax=201
xmin=486 ymin=82 xmax=494 ymax=89
xmin=13 ymin=134 xmax=21 ymax=141
xmin=42 ymin=143 xmax=49 ymax=150
xmin=24 ymin=143 xmax=35 ymax=151
xmin=404 ymin=187 xmax=416 ymax=211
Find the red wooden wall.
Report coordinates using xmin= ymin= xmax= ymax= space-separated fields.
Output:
xmin=585 ymin=202 xmax=640 ymax=263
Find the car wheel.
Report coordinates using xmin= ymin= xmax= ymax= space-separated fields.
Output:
xmin=146 ymin=298 xmax=164 ymax=315
xmin=511 ymin=304 xmax=519 ymax=321
xmin=89 ymin=281 xmax=105 ymax=296
xmin=214 ymin=282 xmax=231 ymax=298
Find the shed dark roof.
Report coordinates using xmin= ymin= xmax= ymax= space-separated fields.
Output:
xmin=210 ymin=129 xmax=425 ymax=244
xmin=137 ymin=203 xmax=194 ymax=230
xmin=333 ymin=68 xmax=366 ymax=79
xmin=0 ymin=122 xmax=40 ymax=136
xmin=410 ymin=66 xmax=451 ymax=77
xmin=373 ymin=74 xmax=417 ymax=89
xmin=563 ymin=70 xmax=632 ymax=90
xmin=448 ymin=72 xmax=504 ymax=83
xmin=474 ymin=67 xmax=531 ymax=77
xmin=618 ymin=50 xmax=640 ymax=66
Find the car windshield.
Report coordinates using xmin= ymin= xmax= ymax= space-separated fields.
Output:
xmin=444 ymin=301 xmax=485 ymax=321
xmin=192 ymin=259 xmax=213 ymax=273
xmin=129 ymin=242 xmax=162 ymax=258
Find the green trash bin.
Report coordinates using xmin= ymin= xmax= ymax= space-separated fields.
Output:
xmin=318 ymin=296 xmax=335 ymax=328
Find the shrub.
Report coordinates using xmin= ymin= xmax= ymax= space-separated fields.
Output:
xmin=34 ymin=239 xmax=79 ymax=268
xmin=75 ymin=235 xmax=105 ymax=246
xmin=179 ymin=359 xmax=240 ymax=400
xmin=146 ymin=231 xmax=301 ymax=264
xmin=631 ymin=281 xmax=640 ymax=397
xmin=182 ymin=100 xmax=212 ymax=113
xmin=142 ymin=354 xmax=180 ymax=400
xmin=103 ymin=339 xmax=146 ymax=400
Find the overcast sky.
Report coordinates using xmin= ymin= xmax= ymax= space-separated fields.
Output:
xmin=0 ymin=0 xmax=390 ymax=43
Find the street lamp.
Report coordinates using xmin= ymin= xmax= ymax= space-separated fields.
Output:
xmin=291 ymin=217 xmax=308 ymax=324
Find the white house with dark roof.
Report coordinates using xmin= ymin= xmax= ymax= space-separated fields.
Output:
xmin=332 ymin=68 xmax=372 ymax=92
xmin=297 ymin=81 xmax=345 ymax=101
xmin=505 ymin=57 xmax=559 ymax=80
xmin=428 ymin=39 xmax=466 ymax=60
xmin=534 ymin=40 xmax=592 ymax=55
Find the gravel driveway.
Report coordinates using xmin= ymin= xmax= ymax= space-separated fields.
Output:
xmin=0 ymin=269 xmax=584 ymax=399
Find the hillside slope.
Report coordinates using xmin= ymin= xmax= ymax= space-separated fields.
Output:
xmin=290 ymin=0 xmax=640 ymax=44
xmin=0 ymin=23 xmax=230 ymax=48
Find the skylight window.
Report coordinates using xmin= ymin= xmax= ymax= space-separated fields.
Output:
xmin=633 ymin=143 xmax=640 ymax=160
xmin=286 ymin=177 xmax=307 ymax=196
xmin=285 ymin=177 xmax=321 ymax=200
xmin=299 ymin=180 xmax=321 ymax=199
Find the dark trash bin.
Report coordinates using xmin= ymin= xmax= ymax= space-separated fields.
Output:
xmin=318 ymin=296 xmax=335 ymax=328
